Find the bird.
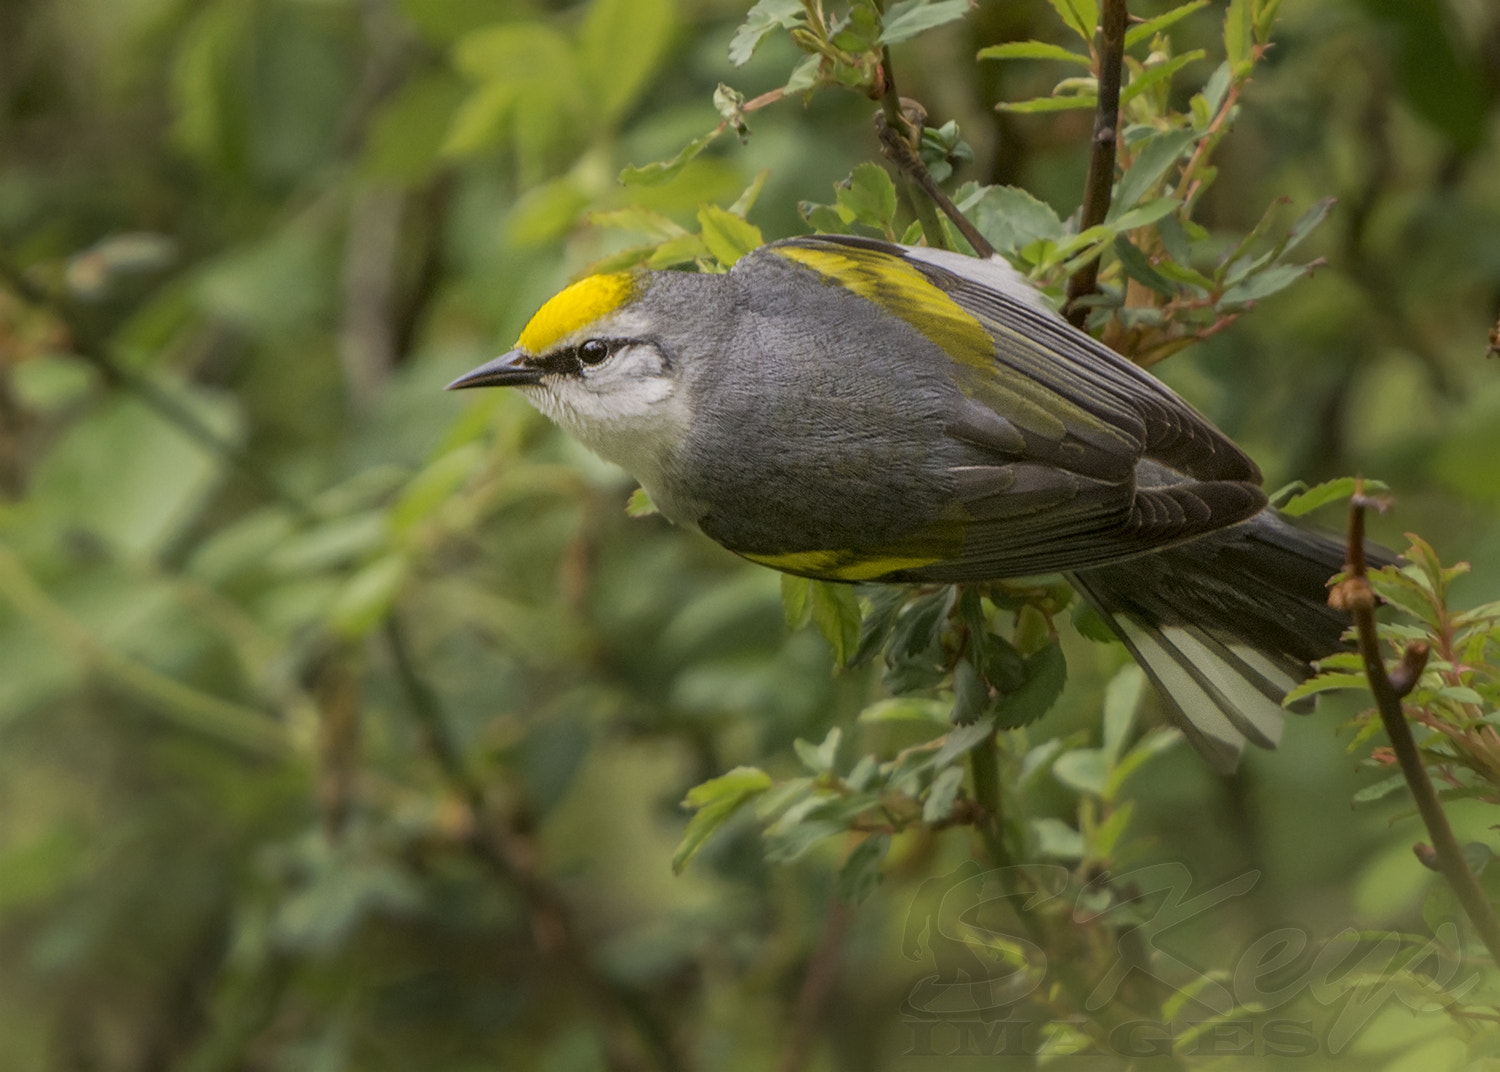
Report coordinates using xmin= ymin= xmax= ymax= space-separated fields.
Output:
xmin=448 ymin=232 xmax=1361 ymax=771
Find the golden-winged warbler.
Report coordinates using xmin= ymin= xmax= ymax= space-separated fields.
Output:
xmin=449 ymin=233 xmax=1358 ymax=771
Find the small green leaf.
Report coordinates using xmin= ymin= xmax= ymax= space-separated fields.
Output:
xmin=1114 ymin=129 xmax=1197 ymax=211
xmin=696 ymin=204 xmax=763 ymax=266
xmin=1032 ymin=817 xmax=1085 ymax=859
xmin=1278 ymin=477 xmax=1388 ymax=518
xmin=950 ymin=657 xmax=989 ymax=726
xmin=1102 ymin=664 xmax=1145 ymax=766
xmin=1352 ymin=773 xmax=1407 ymax=804
xmin=1119 ymin=51 xmax=1206 ymax=110
xmin=781 ymin=574 xmax=812 ymax=628
xmin=1113 ymin=236 xmax=1175 ymax=295
xmin=620 ymin=128 xmax=720 ymax=186
xmin=1219 ymin=262 xmax=1314 ymax=306
xmin=977 ymin=40 xmax=1091 ymax=65
xmin=794 ymin=727 xmax=842 ymax=774
xmin=837 ymin=835 xmax=890 ymax=903
xmin=922 ymin=766 xmax=966 ymax=823
xmin=645 ymin=233 xmax=712 ymax=268
xmin=933 ymin=715 xmax=997 ymax=767
xmin=1106 ymin=197 xmax=1181 ymax=232
xmin=1123 ymin=0 xmax=1210 ymax=49
xmin=625 ymin=487 xmax=659 ymax=518
xmin=994 ymin=642 xmax=1067 ymax=729
xmin=997 ymin=94 xmax=1098 ymax=114
xmin=1047 ymin=0 xmax=1099 ymax=43
xmin=674 ymin=766 xmax=773 ymax=873
xmin=811 ymin=580 xmax=862 ymax=665
xmin=880 ymin=0 xmax=971 ymax=45
xmin=1223 ymin=0 xmax=1252 ymax=70
xmin=1053 ymin=748 xmax=1107 ymax=796
xmin=329 ymin=554 xmax=408 ymax=638
xmin=586 ymin=207 xmax=688 ymax=241
xmin=835 ymin=162 xmax=898 ymax=232
xmin=1283 ymin=672 xmax=1368 ymax=707
xmin=729 ymin=0 xmax=804 ymax=66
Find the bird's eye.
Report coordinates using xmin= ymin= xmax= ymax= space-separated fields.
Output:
xmin=578 ymin=339 xmax=611 ymax=366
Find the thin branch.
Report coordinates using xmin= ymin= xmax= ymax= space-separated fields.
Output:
xmin=1336 ymin=489 xmax=1500 ymax=965
xmin=382 ymin=615 xmax=684 ymax=1072
xmin=1064 ymin=0 xmax=1128 ymax=327
xmin=777 ymin=898 xmax=852 ymax=1072
xmin=0 ymin=252 xmax=310 ymax=517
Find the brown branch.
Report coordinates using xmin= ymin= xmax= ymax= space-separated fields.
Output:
xmin=383 ymin=616 xmax=684 ymax=1072
xmin=1334 ymin=490 xmax=1500 ymax=965
xmin=777 ymin=898 xmax=852 ymax=1072
xmin=1064 ymin=0 xmax=1128 ymax=327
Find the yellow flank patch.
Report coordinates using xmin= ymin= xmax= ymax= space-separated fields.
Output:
xmin=773 ymin=244 xmax=995 ymax=372
xmin=739 ymin=547 xmax=939 ymax=582
xmin=517 ymin=272 xmax=637 ymax=354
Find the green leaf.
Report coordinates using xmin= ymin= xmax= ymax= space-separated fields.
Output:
xmin=1102 ymin=664 xmax=1145 ymax=766
xmin=586 ymin=207 xmax=689 ymax=241
xmin=922 ymin=766 xmax=966 ymax=823
xmin=835 ymin=162 xmax=898 ymax=232
xmin=997 ymin=93 xmax=1098 ymax=114
xmin=1352 ymin=773 xmax=1407 ymax=804
xmin=1278 ymin=477 xmax=1388 ymax=518
xmin=1124 ymin=0 xmax=1210 ymax=49
xmin=625 ymin=487 xmax=659 ymax=517
xmin=729 ymin=0 xmax=804 ymax=66
xmin=794 ymin=727 xmax=842 ymax=774
xmin=1119 ymin=51 xmax=1205 ymax=110
xmin=879 ymin=0 xmax=972 ymax=45
xmin=1105 ymin=197 xmax=1181 ymax=233
xmin=696 ymin=204 xmax=763 ymax=267
xmin=1114 ymin=129 xmax=1196 ymax=212
xmin=1047 ymin=0 xmax=1099 ymax=43
xmin=1223 ymin=0 xmax=1252 ymax=71
xmin=781 ymin=574 xmax=812 ymax=628
xmin=977 ymin=40 xmax=1091 ymax=66
xmin=329 ymin=554 xmax=408 ymax=638
xmin=837 ymin=835 xmax=890 ymax=903
xmin=994 ymin=642 xmax=1067 ymax=729
xmin=949 ymin=657 xmax=989 ymax=726
xmin=674 ymin=766 xmax=773 ymax=873
xmin=645 ymin=233 xmax=712 ymax=268
xmin=933 ymin=715 xmax=997 ymax=768
xmin=810 ymin=581 xmax=862 ymax=665
xmin=620 ymin=128 xmax=721 ymax=186
xmin=1282 ymin=672 xmax=1368 ymax=707
xmin=582 ymin=0 xmax=673 ymax=123
xmin=1053 ymin=749 xmax=1107 ymax=796
xmin=857 ymin=697 xmax=950 ymax=723
xmin=961 ymin=183 xmax=1065 ymax=256
xmin=1218 ymin=262 xmax=1313 ymax=306
xmin=1113 ymin=236 xmax=1175 ymax=295
xmin=1032 ymin=817 xmax=1085 ymax=859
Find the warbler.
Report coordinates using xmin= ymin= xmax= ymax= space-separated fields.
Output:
xmin=449 ymin=233 xmax=1358 ymax=771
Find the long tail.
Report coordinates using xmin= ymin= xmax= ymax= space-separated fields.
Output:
xmin=1068 ymin=511 xmax=1376 ymax=772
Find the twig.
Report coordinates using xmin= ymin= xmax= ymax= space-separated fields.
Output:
xmin=1064 ymin=0 xmax=1128 ymax=327
xmin=777 ymin=898 xmax=852 ymax=1072
xmin=0 ymin=252 xmax=310 ymax=517
xmin=1335 ymin=489 xmax=1500 ymax=965
xmin=382 ymin=615 xmax=682 ymax=1072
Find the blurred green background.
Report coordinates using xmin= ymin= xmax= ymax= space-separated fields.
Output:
xmin=1 ymin=0 xmax=1498 ymax=1069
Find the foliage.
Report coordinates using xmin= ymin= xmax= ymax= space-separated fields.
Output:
xmin=1 ymin=0 xmax=1499 ymax=1070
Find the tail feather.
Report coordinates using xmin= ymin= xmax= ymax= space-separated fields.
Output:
xmin=1069 ymin=510 xmax=1379 ymax=771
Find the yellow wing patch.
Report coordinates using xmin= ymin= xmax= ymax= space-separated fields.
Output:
xmin=772 ymin=243 xmax=996 ymax=373
xmin=739 ymin=548 xmax=941 ymax=582
xmin=518 ymin=272 xmax=638 ymax=354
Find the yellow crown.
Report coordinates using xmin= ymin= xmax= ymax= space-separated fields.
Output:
xmin=517 ymin=272 xmax=638 ymax=354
